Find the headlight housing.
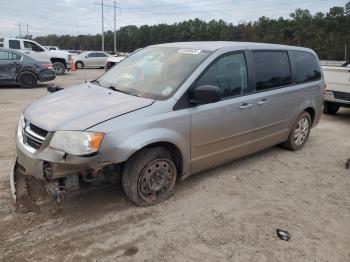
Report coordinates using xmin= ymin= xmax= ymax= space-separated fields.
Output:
xmin=50 ymin=131 xmax=104 ymax=156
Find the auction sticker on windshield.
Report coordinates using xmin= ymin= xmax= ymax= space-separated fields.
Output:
xmin=178 ymin=49 xmax=202 ymax=55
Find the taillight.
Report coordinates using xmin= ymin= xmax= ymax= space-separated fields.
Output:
xmin=323 ymin=82 xmax=327 ymax=94
xmin=42 ymin=63 xmax=53 ymax=69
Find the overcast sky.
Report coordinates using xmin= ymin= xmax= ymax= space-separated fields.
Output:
xmin=0 ymin=0 xmax=347 ymax=37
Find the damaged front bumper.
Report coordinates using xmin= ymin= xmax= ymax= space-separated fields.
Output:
xmin=12 ymin=133 xmax=110 ymax=206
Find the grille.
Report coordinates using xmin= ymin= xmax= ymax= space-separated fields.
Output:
xmin=23 ymin=122 xmax=48 ymax=150
xmin=29 ymin=124 xmax=48 ymax=137
xmin=332 ymin=91 xmax=350 ymax=102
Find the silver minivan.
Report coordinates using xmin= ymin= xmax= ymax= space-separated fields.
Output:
xmin=11 ymin=42 xmax=323 ymax=207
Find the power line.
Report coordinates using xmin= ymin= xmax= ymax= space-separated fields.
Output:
xmin=16 ymin=23 xmax=31 ymax=38
xmin=95 ymin=0 xmax=121 ymax=52
xmin=118 ymin=0 xmax=332 ymax=15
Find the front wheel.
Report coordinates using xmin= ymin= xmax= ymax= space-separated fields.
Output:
xmin=282 ymin=112 xmax=311 ymax=151
xmin=122 ymin=147 xmax=177 ymax=206
xmin=323 ymin=101 xmax=340 ymax=115
xmin=53 ymin=62 xmax=65 ymax=75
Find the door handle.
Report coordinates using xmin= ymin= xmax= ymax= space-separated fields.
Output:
xmin=239 ymin=103 xmax=252 ymax=109
xmin=257 ymin=99 xmax=268 ymax=105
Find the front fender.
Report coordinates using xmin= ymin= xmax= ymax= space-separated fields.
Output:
xmin=105 ymin=128 xmax=190 ymax=174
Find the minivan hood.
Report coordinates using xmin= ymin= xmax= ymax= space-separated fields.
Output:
xmin=24 ymin=83 xmax=154 ymax=131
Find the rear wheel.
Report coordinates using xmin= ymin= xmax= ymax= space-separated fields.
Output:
xmin=122 ymin=147 xmax=177 ymax=206
xmin=76 ymin=61 xmax=84 ymax=70
xmin=323 ymin=101 xmax=340 ymax=115
xmin=283 ymin=112 xmax=311 ymax=151
xmin=18 ymin=71 xmax=37 ymax=88
xmin=53 ymin=62 xmax=65 ymax=75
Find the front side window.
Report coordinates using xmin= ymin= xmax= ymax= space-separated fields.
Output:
xmin=196 ymin=53 xmax=248 ymax=98
xmin=88 ymin=52 xmax=97 ymax=58
xmin=253 ymin=51 xmax=291 ymax=91
xmin=290 ymin=51 xmax=321 ymax=83
xmin=24 ymin=41 xmax=44 ymax=52
xmin=9 ymin=40 xmax=20 ymax=49
xmin=98 ymin=47 xmax=212 ymax=99
xmin=0 ymin=51 xmax=21 ymax=60
xmin=0 ymin=51 xmax=9 ymax=60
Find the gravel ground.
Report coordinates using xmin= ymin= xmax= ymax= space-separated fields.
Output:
xmin=0 ymin=69 xmax=349 ymax=262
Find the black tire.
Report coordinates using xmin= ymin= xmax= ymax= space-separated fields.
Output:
xmin=53 ymin=62 xmax=65 ymax=75
xmin=18 ymin=71 xmax=37 ymax=88
xmin=122 ymin=147 xmax=177 ymax=207
xmin=282 ymin=111 xmax=311 ymax=151
xmin=323 ymin=101 xmax=340 ymax=115
xmin=75 ymin=61 xmax=84 ymax=70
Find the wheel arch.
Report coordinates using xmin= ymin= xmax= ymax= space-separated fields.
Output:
xmin=75 ymin=60 xmax=84 ymax=67
xmin=50 ymin=58 xmax=67 ymax=68
xmin=16 ymin=69 xmax=39 ymax=82
xmin=304 ymin=107 xmax=315 ymax=125
xmin=119 ymin=141 xmax=184 ymax=179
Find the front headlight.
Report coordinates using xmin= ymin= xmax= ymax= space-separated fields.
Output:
xmin=17 ymin=114 xmax=25 ymax=139
xmin=50 ymin=131 xmax=104 ymax=156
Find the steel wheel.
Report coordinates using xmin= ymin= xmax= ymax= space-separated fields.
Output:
xmin=293 ymin=117 xmax=310 ymax=146
xmin=138 ymin=159 xmax=176 ymax=204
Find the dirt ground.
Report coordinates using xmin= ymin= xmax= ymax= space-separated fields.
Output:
xmin=0 ymin=69 xmax=349 ymax=262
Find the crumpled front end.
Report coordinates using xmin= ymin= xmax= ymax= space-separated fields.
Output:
xmin=11 ymin=116 xmax=109 ymax=210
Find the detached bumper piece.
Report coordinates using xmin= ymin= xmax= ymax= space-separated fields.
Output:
xmin=11 ymin=159 xmax=81 ymax=211
xmin=11 ymin=162 xmax=39 ymax=212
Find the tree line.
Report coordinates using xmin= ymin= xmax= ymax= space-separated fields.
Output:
xmin=35 ymin=2 xmax=350 ymax=60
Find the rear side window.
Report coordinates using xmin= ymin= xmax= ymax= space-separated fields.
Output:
xmin=9 ymin=40 xmax=21 ymax=49
xmin=97 ymin=52 xmax=108 ymax=57
xmin=253 ymin=51 xmax=291 ymax=91
xmin=196 ymin=53 xmax=248 ymax=99
xmin=290 ymin=51 xmax=321 ymax=83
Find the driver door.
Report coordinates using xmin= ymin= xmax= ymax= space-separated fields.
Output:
xmin=23 ymin=41 xmax=47 ymax=60
xmin=85 ymin=52 xmax=100 ymax=67
xmin=190 ymin=52 xmax=255 ymax=172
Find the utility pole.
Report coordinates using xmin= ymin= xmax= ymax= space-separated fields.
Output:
xmin=17 ymin=23 xmax=22 ymax=38
xmin=95 ymin=1 xmax=121 ymax=53
xmin=114 ymin=0 xmax=116 ymax=53
xmin=345 ymin=43 xmax=348 ymax=61
xmin=102 ymin=0 xmax=104 ymax=51
xmin=16 ymin=23 xmax=30 ymax=38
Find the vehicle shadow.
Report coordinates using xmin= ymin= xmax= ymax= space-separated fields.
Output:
xmin=322 ymin=108 xmax=350 ymax=122
xmin=0 ymin=83 xmax=51 ymax=89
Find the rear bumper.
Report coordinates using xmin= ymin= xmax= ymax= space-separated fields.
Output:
xmin=324 ymin=90 xmax=350 ymax=105
xmin=38 ymin=69 xmax=56 ymax=82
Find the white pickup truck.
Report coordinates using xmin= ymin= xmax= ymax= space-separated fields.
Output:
xmin=1 ymin=38 xmax=71 ymax=75
xmin=323 ymin=66 xmax=350 ymax=114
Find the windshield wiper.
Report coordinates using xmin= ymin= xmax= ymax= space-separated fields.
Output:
xmin=91 ymin=79 xmax=102 ymax=86
xmin=108 ymin=86 xmax=140 ymax=97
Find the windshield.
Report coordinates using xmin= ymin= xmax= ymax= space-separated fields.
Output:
xmin=97 ymin=47 xmax=212 ymax=99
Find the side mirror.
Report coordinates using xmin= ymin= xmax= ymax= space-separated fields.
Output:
xmin=191 ymin=85 xmax=221 ymax=105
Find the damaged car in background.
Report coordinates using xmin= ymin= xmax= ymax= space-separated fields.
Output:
xmin=0 ymin=48 xmax=55 ymax=88
xmin=11 ymin=42 xmax=323 ymax=209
